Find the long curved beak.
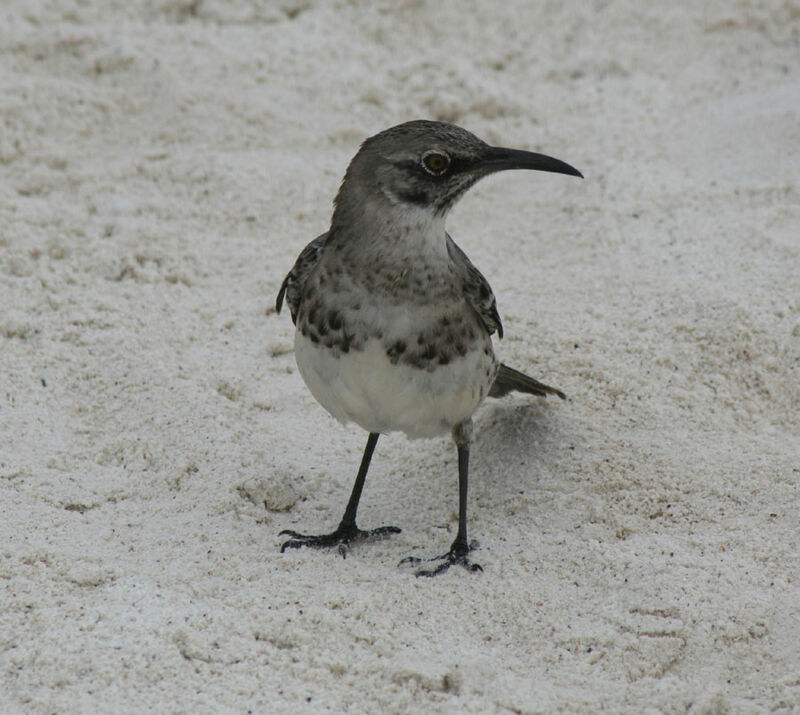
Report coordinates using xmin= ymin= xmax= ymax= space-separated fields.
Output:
xmin=480 ymin=146 xmax=583 ymax=178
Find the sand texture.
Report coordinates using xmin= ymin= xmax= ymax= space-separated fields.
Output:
xmin=1 ymin=1 xmax=799 ymax=712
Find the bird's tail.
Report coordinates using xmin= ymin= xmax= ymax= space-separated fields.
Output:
xmin=488 ymin=363 xmax=566 ymax=400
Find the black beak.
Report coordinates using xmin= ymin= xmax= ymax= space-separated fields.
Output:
xmin=480 ymin=146 xmax=583 ymax=179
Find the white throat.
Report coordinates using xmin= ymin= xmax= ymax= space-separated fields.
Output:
xmin=379 ymin=199 xmax=449 ymax=263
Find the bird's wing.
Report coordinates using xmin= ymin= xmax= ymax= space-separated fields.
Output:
xmin=276 ymin=232 xmax=328 ymax=325
xmin=446 ymin=234 xmax=504 ymax=338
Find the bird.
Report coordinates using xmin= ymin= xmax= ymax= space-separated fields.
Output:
xmin=276 ymin=120 xmax=581 ymax=576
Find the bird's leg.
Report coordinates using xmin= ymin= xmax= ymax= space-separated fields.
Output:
xmin=401 ymin=420 xmax=483 ymax=577
xmin=280 ymin=432 xmax=401 ymax=557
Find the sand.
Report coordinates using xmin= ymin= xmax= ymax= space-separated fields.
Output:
xmin=1 ymin=0 xmax=799 ymax=712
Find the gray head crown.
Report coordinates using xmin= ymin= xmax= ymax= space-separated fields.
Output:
xmin=331 ymin=120 xmax=581 ymax=231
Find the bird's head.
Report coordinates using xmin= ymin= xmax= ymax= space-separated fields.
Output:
xmin=332 ymin=120 xmax=582 ymax=229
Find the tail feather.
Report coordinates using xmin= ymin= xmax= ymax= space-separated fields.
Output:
xmin=488 ymin=363 xmax=566 ymax=400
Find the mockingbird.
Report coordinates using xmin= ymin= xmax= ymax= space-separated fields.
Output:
xmin=276 ymin=120 xmax=581 ymax=576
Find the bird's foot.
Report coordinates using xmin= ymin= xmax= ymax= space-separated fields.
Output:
xmin=280 ymin=523 xmax=401 ymax=558
xmin=399 ymin=539 xmax=482 ymax=577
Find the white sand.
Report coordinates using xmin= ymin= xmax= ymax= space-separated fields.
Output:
xmin=2 ymin=1 xmax=799 ymax=712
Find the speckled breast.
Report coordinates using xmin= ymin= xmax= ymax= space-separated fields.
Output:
xmin=294 ymin=267 xmax=497 ymax=437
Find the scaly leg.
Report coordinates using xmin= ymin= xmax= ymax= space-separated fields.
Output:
xmin=280 ymin=432 xmax=401 ymax=557
xmin=400 ymin=425 xmax=482 ymax=576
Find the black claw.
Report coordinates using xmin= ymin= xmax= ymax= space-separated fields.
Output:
xmin=398 ymin=555 xmax=422 ymax=566
xmin=279 ymin=529 xmax=304 ymax=539
xmin=279 ymin=524 xmax=401 ymax=554
xmin=399 ymin=539 xmax=482 ymax=577
xmin=369 ymin=526 xmax=402 ymax=537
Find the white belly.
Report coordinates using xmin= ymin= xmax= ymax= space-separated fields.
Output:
xmin=294 ymin=331 xmax=495 ymax=439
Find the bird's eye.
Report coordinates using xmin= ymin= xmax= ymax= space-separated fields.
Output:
xmin=422 ymin=151 xmax=450 ymax=175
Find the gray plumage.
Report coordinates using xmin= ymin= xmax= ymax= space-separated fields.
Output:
xmin=277 ymin=229 xmax=514 ymax=376
xmin=275 ymin=120 xmax=581 ymax=576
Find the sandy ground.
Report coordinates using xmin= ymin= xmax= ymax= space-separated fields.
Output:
xmin=2 ymin=1 xmax=799 ymax=712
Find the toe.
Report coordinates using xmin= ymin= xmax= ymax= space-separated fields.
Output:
xmin=280 ymin=539 xmax=304 ymax=553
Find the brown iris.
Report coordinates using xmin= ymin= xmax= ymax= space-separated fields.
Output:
xmin=422 ymin=151 xmax=450 ymax=175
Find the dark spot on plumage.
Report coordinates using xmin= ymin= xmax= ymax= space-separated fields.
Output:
xmin=479 ymin=284 xmax=489 ymax=299
xmin=417 ymin=335 xmax=426 ymax=345
xmin=341 ymin=337 xmax=351 ymax=353
xmin=395 ymin=186 xmax=430 ymax=206
xmin=405 ymin=353 xmax=425 ymax=369
xmin=484 ymin=347 xmax=491 ymax=356
xmin=351 ymin=302 xmax=360 ymax=311
xmin=386 ymin=339 xmax=407 ymax=363
xmin=307 ymin=298 xmax=322 ymax=326
xmin=439 ymin=316 xmax=450 ymax=327
xmin=455 ymin=343 xmax=466 ymax=356
xmin=309 ymin=332 xmax=320 ymax=344
xmin=327 ymin=311 xmax=343 ymax=331
xmin=439 ymin=354 xmax=450 ymax=366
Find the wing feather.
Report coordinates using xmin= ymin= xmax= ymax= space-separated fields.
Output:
xmin=446 ymin=234 xmax=503 ymax=338
xmin=276 ymin=232 xmax=328 ymax=324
